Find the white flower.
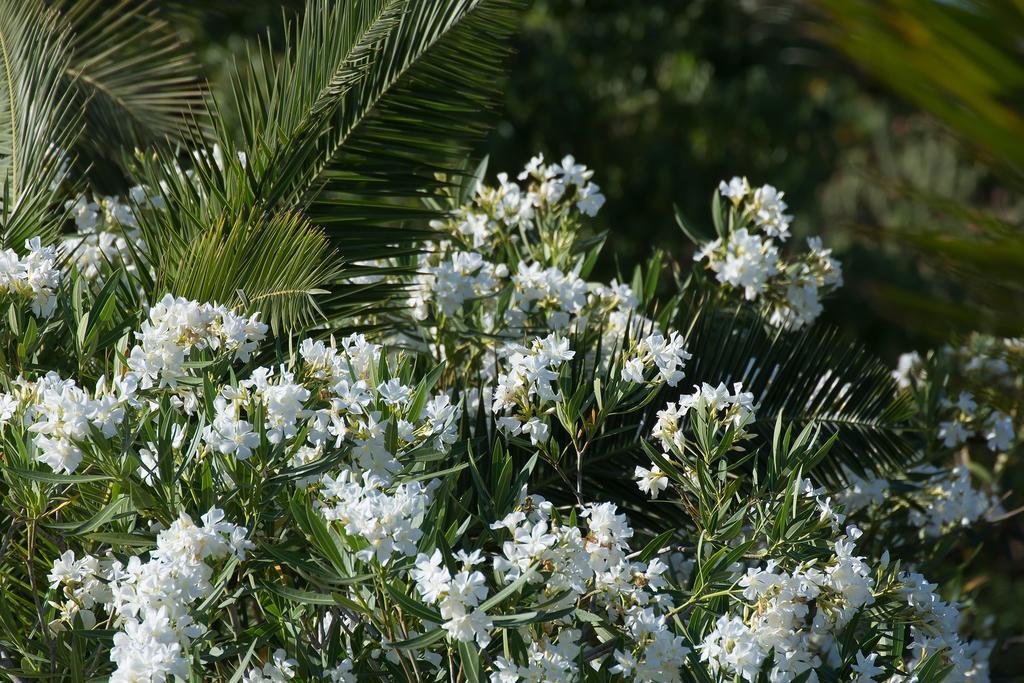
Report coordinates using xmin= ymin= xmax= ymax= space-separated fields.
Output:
xmin=851 ymin=651 xmax=884 ymax=683
xmin=319 ymin=474 xmax=430 ymax=565
xmin=441 ymin=604 xmax=492 ymax=648
xmin=243 ymin=649 xmax=298 ymax=683
xmin=718 ymin=176 xmax=750 ymax=203
xmin=576 ymin=182 xmax=606 ymax=217
xmin=377 ymin=378 xmax=413 ymax=407
xmin=447 ymin=570 xmax=488 ymax=608
xmin=634 ymin=465 xmax=669 ymax=499
xmin=412 ymin=550 xmax=451 ymax=604
xmin=203 ymin=409 xmax=261 ymax=460
xmin=750 ymin=184 xmax=792 ymax=240
xmin=938 ymin=418 xmax=972 ymax=449
xmin=699 ymin=615 xmax=766 ymax=681
xmin=521 ymin=417 xmax=549 ymax=445
xmin=625 ymin=331 xmax=692 ymax=387
xmin=326 ymin=659 xmax=357 ymax=683
xmin=696 ymin=229 xmax=779 ymax=300
xmin=0 ymin=238 xmax=62 ymax=317
xmin=985 ymin=412 xmax=1014 ymax=452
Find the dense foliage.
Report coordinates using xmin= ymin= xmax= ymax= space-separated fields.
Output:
xmin=0 ymin=1 xmax=1020 ymax=681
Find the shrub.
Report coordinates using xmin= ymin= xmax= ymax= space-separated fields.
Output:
xmin=0 ymin=1 xmax=1017 ymax=681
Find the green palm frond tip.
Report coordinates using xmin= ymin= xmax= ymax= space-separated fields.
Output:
xmin=128 ymin=0 xmax=524 ymax=334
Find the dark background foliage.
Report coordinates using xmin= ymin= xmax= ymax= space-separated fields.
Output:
xmin=166 ymin=0 xmax=1024 ymax=674
xmin=182 ymin=0 xmax=1024 ymax=354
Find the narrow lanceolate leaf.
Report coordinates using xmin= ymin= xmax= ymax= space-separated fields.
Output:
xmin=0 ymin=0 xmax=81 ymax=248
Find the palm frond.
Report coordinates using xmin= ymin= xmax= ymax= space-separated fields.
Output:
xmin=130 ymin=0 xmax=522 ymax=331
xmin=810 ymin=0 xmax=1024 ymax=189
xmin=563 ymin=298 xmax=916 ymax=526
xmin=219 ymin=0 xmax=523 ymax=272
xmin=806 ymin=0 xmax=1024 ymax=338
xmin=139 ymin=208 xmax=339 ymax=335
xmin=228 ymin=0 xmax=520 ymax=254
xmin=0 ymin=0 xmax=80 ymax=248
xmin=55 ymin=0 xmax=209 ymax=188
xmin=676 ymin=301 xmax=916 ymax=481
xmin=300 ymin=0 xmax=521 ymax=260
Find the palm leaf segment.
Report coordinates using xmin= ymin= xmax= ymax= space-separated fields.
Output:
xmin=58 ymin=0 xmax=209 ymax=188
xmin=550 ymin=300 xmax=915 ymax=520
xmin=678 ymin=303 xmax=916 ymax=481
xmin=137 ymin=0 xmax=522 ymax=332
xmin=0 ymin=0 xmax=79 ymax=249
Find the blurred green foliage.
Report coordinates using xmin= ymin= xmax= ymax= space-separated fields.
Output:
xmin=486 ymin=1 xmax=845 ymax=267
xmin=482 ymin=0 xmax=1024 ymax=360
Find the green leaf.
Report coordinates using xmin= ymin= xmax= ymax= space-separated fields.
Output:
xmin=457 ymin=640 xmax=482 ymax=683
xmin=384 ymin=581 xmax=443 ymax=624
xmin=64 ymin=495 xmax=133 ymax=535
xmin=637 ymin=529 xmax=676 ymax=564
xmin=83 ymin=532 xmax=154 ymax=547
xmin=260 ymin=583 xmax=337 ymax=606
xmin=480 ymin=564 xmax=536 ymax=611
xmin=4 ymin=466 xmax=111 ymax=485
xmin=389 ymin=628 xmax=446 ymax=651
xmin=490 ymin=605 xmax=575 ymax=626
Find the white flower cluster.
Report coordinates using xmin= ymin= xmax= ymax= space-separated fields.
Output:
xmin=440 ymin=153 xmax=606 ymax=249
xmin=699 ymin=528 xmax=876 ymax=682
xmin=0 ymin=294 xmax=267 ymax=474
xmin=412 ymin=250 xmax=506 ymax=320
xmin=695 ymin=178 xmax=843 ymax=328
xmin=127 ymin=294 xmax=269 ymax=389
xmin=768 ymin=237 xmax=844 ymax=329
xmin=621 ymin=331 xmax=692 ymax=387
xmin=410 ymin=488 xmax=690 ymax=681
xmin=269 ymin=337 xmax=460 ymax=562
xmin=636 ymin=382 xmax=757 ymax=499
xmin=651 ymin=381 xmax=756 ymax=454
xmin=492 ymin=628 xmax=585 ymax=682
xmin=908 ymin=465 xmax=1003 ymax=537
xmin=878 ymin=336 xmax=1016 ymax=546
xmin=492 ymin=334 xmax=574 ymax=445
xmin=407 ymin=154 xmax=604 ymax=333
xmin=938 ymin=391 xmax=1014 ymax=452
xmin=509 ymin=152 xmax=607 ymax=221
xmin=695 ymin=227 xmax=780 ymax=301
xmin=321 ymin=472 xmax=434 ymax=564
xmin=0 ymin=237 xmax=61 ymax=317
xmin=718 ymin=176 xmax=793 ymax=240
xmin=402 ymin=156 xmax=618 ymax=339
xmin=506 ymin=261 xmax=589 ymax=330
xmin=9 ymin=372 xmax=131 ymax=474
xmin=898 ymin=571 xmax=993 ymax=683
xmin=64 ymin=188 xmax=157 ymax=280
xmin=48 ymin=509 xmax=251 ymax=682
xmin=840 ymin=464 xmax=1002 ymax=538
xmin=413 ymin=549 xmax=493 ymax=647
xmin=893 ymin=337 xmax=1019 ymax=454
